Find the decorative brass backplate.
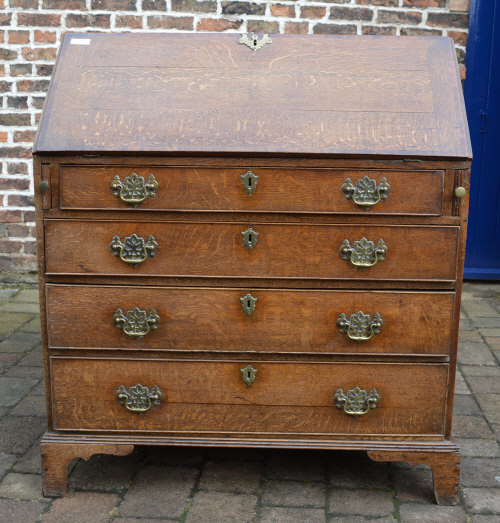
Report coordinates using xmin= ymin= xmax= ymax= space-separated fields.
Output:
xmin=340 ymin=237 xmax=387 ymax=269
xmin=238 ymin=34 xmax=272 ymax=53
xmin=113 ymin=307 xmax=160 ymax=338
xmin=341 ymin=176 xmax=391 ymax=209
xmin=110 ymin=173 xmax=158 ymax=207
xmin=334 ymin=386 xmax=380 ymax=416
xmin=241 ymin=365 xmax=257 ymax=386
xmin=116 ymin=383 xmax=162 ymax=413
xmin=110 ymin=233 xmax=158 ymax=267
xmin=337 ymin=311 xmax=383 ymax=342
xmin=240 ymin=293 xmax=257 ymax=316
xmin=242 ymin=228 xmax=259 ymax=250
xmin=241 ymin=170 xmax=259 ymax=195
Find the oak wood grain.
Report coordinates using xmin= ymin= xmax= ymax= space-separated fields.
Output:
xmin=50 ymin=357 xmax=448 ymax=436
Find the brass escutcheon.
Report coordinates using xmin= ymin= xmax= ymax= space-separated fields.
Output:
xmin=242 ymin=227 xmax=259 ymax=250
xmin=341 ymin=176 xmax=391 ymax=209
xmin=110 ymin=173 xmax=158 ymax=207
xmin=113 ymin=307 xmax=160 ymax=339
xmin=334 ymin=386 xmax=379 ymax=416
xmin=241 ymin=170 xmax=259 ymax=195
xmin=237 ymin=33 xmax=272 ymax=53
xmin=241 ymin=365 xmax=257 ymax=386
xmin=340 ymin=237 xmax=387 ymax=269
xmin=116 ymin=383 xmax=162 ymax=413
xmin=240 ymin=293 xmax=258 ymax=316
xmin=337 ymin=311 xmax=383 ymax=342
xmin=110 ymin=233 xmax=158 ymax=267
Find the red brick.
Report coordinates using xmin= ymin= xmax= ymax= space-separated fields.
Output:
xmin=9 ymin=0 xmax=38 ymax=7
xmin=362 ymin=25 xmax=397 ymax=35
xmin=402 ymin=0 xmax=446 ymax=6
xmin=24 ymin=242 xmax=38 ymax=255
xmin=143 ymin=0 xmax=167 ymax=9
xmin=8 ymin=195 xmax=34 ymax=207
xmin=7 ymin=162 xmax=29 ymax=175
xmin=377 ymin=9 xmax=422 ymax=24
xmin=0 ymin=48 xmax=18 ymax=60
xmin=34 ymin=31 xmax=57 ymax=43
xmin=92 ymin=0 xmax=136 ymax=9
xmin=10 ymin=63 xmax=32 ymax=76
xmin=427 ymin=12 xmax=469 ymax=28
xmin=23 ymin=210 xmax=36 ymax=222
xmin=6 ymin=223 xmax=31 ymax=237
xmin=221 ymin=2 xmax=264 ymax=15
xmin=18 ymin=13 xmax=61 ymax=27
xmin=0 ymin=147 xmax=32 ymax=159
xmin=14 ymin=131 xmax=36 ymax=143
xmin=16 ymin=79 xmax=50 ymax=92
xmin=284 ymin=22 xmax=308 ymax=34
xmin=0 ymin=178 xmax=31 ymax=191
xmin=65 ymin=14 xmax=111 ymax=28
xmin=0 ymin=210 xmax=22 ymax=223
xmin=247 ymin=21 xmax=279 ymax=33
xmin=36 ymin=64 xmax=53 ymax=76
xmin=8 ymin=96 xmax=28 ymax=109
xmin=0 ymin=30 xmax=3 ymax=43
xmin=172 ymin=0 xmax=216 ymax=13
xmin=34 ymin=113 xmax=42 ymax=124
xmin=8 ymin=31 xmax=30 ymax=45
xmin=43 ymin=0 xmax=86 ymax=7
xmin=330 ymin=7 xmax=373 ymax=21
xmin=147 ymin=16 xmax=194 ymax=30
xmin=0 ymin=132 xmax=7 ymax=143
xmin=0 ymin=14 xmax=12 ymax=26
xmin=0 ymin=114 xmax=31 ymax=126
xmin=400 ymin=27 xmax=442 ymax=36
xmin=358 ymin=0 xmax=397 ymax=5
xmin=313 ymin=23 xmax=357 ymax=35
xmin=22 ymin=47 xmax=57 ymax=61
xmin=448 ymin=30 xmax=468 ymax=46
xmin=450 ymin=0 xmax=470 ymax=11
xmin=115 ymin=15 xmax=143 ymax=29
xmin=0 ymin=240 xmax=24 ymax=254
xmin=459 ymin=65 xmax=466 ymax=80
xmin=301 ymin=6 xmax=326 ymax=19
xmin=0 ymin=80 xmax=11 ymax=92
xmin=196 ymin=17 xmax=241 ymax=31
xmin=270 ymin=4 xmax=295 ymax=18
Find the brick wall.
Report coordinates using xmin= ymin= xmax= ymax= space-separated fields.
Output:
xmin=0 ymin=0 xmax=470 ymax=282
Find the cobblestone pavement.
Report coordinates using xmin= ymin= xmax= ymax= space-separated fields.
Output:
xmin=0 ymin=283 xmax=499 ymax=522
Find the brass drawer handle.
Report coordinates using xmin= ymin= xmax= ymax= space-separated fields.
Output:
xmin=111 ymin=173 xmax=158 ymax=207
xmin=241 ymin=170 xmax=258 ymax=195
xmin=334 ymin=386 xmax=379 ymax=416
xmin=241 ymin=365 xmax=257 ymax=386
xmin=337 ymin=311 xmax=383 ymax=342
xmin=240 ymin=293 xmax=257 ymax=316
xmin=116 ymin=383 xmax=162 ymax=413
xmin=110 ymin=233 xmax=158 ymax=267
xmin=113 ymin=307 xmax=160 ymax=338
xmin=340 ymin=237 xmax=387 ymax=268
xmin=242 ymin=227 xmax=259 ymax=250
xmin=341 ymin=176 xmax=391 ymax=209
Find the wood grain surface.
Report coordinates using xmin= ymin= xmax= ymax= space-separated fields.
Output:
xmin=46 ymin=284 xmax=455 ymax=356
xmin=44 ymin=220 xmax=459 ymax=281
xmin=34 ymin=34 xmax=471 ymax=158
xmin=50 ymin=357 xmax=448 ymax=436
xmin=59 ymin=165 xmax=445 ymax=216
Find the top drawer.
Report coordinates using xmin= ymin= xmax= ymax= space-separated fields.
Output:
xmin=59 ymin=166 xmax=445 ymax=216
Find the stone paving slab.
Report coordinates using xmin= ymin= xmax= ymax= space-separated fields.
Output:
xmin=0 ymin=284 xmax=497 ymax=522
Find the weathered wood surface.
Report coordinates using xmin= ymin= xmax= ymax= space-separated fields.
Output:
xmin=46 ymin=284 xmax=455 ymax=356
xmin=50 ymin=357 xmax=448 ymax=435
xmin=34 ymin=34 xmax=471 ymax=158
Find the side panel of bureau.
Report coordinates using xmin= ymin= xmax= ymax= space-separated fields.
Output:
xmin=46 ymin=284 xmax=455 ymax=356
xmin=50 ymin=357 xmax=448 ymax=437
xmin=44 ymin=221 xmax=459 ymax=282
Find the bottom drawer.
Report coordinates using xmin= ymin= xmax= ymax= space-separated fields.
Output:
xmin=51 ymin=358 xmax=448 ymax=437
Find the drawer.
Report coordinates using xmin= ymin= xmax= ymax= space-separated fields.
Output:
xmin=46 ymin=284 xmax=455 ymax=356
xmin=59 ymin=165 xmax=445 ymax=216
xmin=51 ymin=357 xmax=448 ymax=436
xmin=44 ymin=221 xmax=459 ymax=282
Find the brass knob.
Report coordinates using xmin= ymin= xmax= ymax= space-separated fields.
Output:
xmin=340 ymin=237 xmax=387 ymax=269
xmin=334 ymin=386 xmax=379 ymax=416
xmin=455 ymin=186 xmax=467 ymax=198
xmin=113 ymin=307 xmax=160 ymax=339
xmin=341 ymin=176 xmax=391 ymax=209
xmin=337 ymin=311 xmax=383 ymax=341
xmin=116 ymin=384 xmax=162 ymax=413
xmin=39 ymin=181 xmax=49 ymax=192
xmin=110 ymin=173 xmax=158 ymax=207
xmin=110 ymin=233 xmax=158 ymax=267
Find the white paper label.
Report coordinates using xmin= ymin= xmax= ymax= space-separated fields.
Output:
xmin=70 ymin=38 xmax=91 ymax=45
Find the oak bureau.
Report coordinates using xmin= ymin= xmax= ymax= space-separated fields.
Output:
xmin=33 ymin=33 xmax=471 ymax=502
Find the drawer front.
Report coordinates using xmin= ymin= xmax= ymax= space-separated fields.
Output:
xmin=59 ymin=166 xmax=445 ymax=216
xmin=51 ymin=357 xmax=447 ymax=436
xmin=47 ymin=285 xmax=455 ymax=356
xmin=44 ymin=221 xmax=458 ymax=282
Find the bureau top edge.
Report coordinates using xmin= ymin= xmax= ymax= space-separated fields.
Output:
xmin=34 ymin=33 xmax=471 ymax=160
